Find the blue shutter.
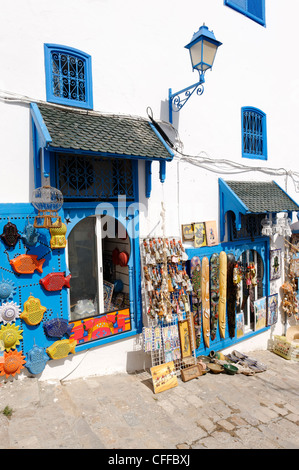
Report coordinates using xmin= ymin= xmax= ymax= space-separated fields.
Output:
xmin=224 ymin=0 xmax=265 ymax=26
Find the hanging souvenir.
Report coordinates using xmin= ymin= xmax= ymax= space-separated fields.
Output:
xmin=0 ymin=323 xmax=23 ymax=351
xmin=20 ymin=295 xmax=47 ymax=326
xmin=49 ymin=220 xmax=67 ymax=249
xmin=26 ymin=343 xmax=49 ymax=375
xmin=10 ymin=254 xmax=45 ymax=274
xmin=0 ymin=276 xmax=17 ymax=301
xmin=39 ymin=272 xmax=71 ymax=292
xmin=43 ymin=318 xmax=73 ymax=338
xmin=0 ymin=301 xmax=21 ymax=324
xmin=0 ymin=350 xmax=26 ymax=379
xmin=46 ymin=339 xmax=77 ymax=360
xmin=0 ymin=221 xmax=20 ymax=248
xmin=21 ymin=220 xmax=39 ymax=247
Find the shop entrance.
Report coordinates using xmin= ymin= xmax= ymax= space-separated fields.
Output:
xmin=67 ymin=215 xmax=131 ymax=322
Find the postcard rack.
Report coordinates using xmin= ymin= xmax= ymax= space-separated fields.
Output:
xmin=141 ymin=237 xmax=197 ymax=376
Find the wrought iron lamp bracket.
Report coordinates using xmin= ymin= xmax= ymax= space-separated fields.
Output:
xmin=168 ymin=73 xmax=205 ymax=123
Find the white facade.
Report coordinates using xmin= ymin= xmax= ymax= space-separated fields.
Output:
xmin=0 ymin=0 xmax=299 ymax=380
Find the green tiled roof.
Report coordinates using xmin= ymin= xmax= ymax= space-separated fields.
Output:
xmin=225 ymin=180 xmax=299 ymax=213
xmin=36 ymin=103 xmax=172 ymax=160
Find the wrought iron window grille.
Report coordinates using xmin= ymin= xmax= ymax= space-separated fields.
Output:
xmin=55 ymin=153 xmax=136 ymax=201
xmin=229 ymin=212 xmax=264 ymax=241
xmin=241 ymin=107 xmax=267 ymax=160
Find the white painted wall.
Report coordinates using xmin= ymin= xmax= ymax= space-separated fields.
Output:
xmin=1 ymin=0 xmax=299 ymax=379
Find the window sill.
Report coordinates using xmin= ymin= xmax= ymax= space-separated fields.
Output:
xmin=74 ymin=328 xmax=138 ymax=353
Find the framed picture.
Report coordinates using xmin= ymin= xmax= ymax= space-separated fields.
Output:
xmin=193 ymin=222 xmax=207 ymax=248
xmin=150 ymin=361 xmax=178 ymax=394
xmin=236 ymin=312 xmax=244 ymax=338
xmin=182 ymin=224 xmax=194 ymax=242
xmin=103 ymin=280 xmax=114 ymax=311
xmin=205 ymin=221 xmax=218 ymax=246
xmin=178 ymin=320 xmax=192 ymax=358
xmin=181 ymin=364 xmax=202 ymax=382
xmin=267 ymin=294 xmax=278 ymax=326
xmin=270 ymin=249 xmax=281 ymax=280
xmin=254 ymin=297 xmax=267 ymax=331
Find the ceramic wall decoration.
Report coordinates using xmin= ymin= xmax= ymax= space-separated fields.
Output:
xmin=0 ymin=323 xmax=23 ymax=351
xmin=43 ymin=318 xmax=73 ymax=338
xmin=0 ymin=350 xmax=26 ymax=379
xmin=0 ymin=222 xmax=20 ymax=248
xmin=20 ymin=295 xmax=47 ymax=326
xmin=0 ymin=301 xmax=21 ymax=324
xmin=10 ymin=254 xmax=45 ymax=274
xmin=39 ymin=272 xmax=71 ymax=291
xmin=0 ymin=277 xmax=17 ymax=302
xmin=49 ymin=221 xmax=67 ymax=249
xmin=270 ymin=249 xmax=281 ymax=280
xmin=26 ymin=344 xmax=49 ymax=375
xmin=21 ymin=221 xmax=39 ymax=247
xmin=46 ymin=339 xmax=77 ymax=360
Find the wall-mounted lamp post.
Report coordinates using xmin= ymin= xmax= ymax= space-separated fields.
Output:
xmin=168 ymin=24 xmax=222 ymax=123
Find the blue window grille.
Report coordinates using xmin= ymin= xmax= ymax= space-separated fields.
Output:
xmin=241 ymin=107 xmax=267 ymax=160
xmin=55 ymin=153 xmax=136 ymax=201
xmin=224 ymin=0 xmax=265 ymax=26
xmin=44 ymin=44 xmax=93 ymax=109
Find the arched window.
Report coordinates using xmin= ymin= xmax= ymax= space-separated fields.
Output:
xmin=44 ymin=44 xmax=93 ymax=109
xmin=241 ymin=107 xmax=267 ymax=160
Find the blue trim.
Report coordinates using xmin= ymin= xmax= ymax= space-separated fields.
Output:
xmin=145 ymin=160 xmax=152 ymax=198
xmin=224 ymin=0 xmax=266 ymax=27
xmin=219 ymin=178 xmax=249 ymax=241
xmin=75 ymin=329 xmax=138 ymax=353
xmin=159 ymin=160 xmax=166 ymax=184
xmin=148 ymin=122 xmax=175 ymax=159
xmin=44 ymin=43 xmax=93 ymax=110
xmin=48 ymin=146 xmax=173 ymax=162
xmin=30 ymin=103 xmax=53 ymax=183
xmin=241 ymin=106 xmax=267 ymax=160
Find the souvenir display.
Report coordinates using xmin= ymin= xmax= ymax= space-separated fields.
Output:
xmin=43 ymin=318 xmax=74 ymax=338
xmin=0 ymin=301 xmax=21 ymax=324
xmin=0 ymin=276 xmax=17 ymax=302
xmin=26 ymin=343 xmax=49 ymax=375
xmin=219 ymin=251 xmax=227 ymax=339
xmin=236 ymin=312 xmax=245 ymax=338
xmin=103 ymin=281 xmax=114 ymax=311
xmin=190 ymin=256 xmax=201 ymax=348
xmin=0 ymin=222 xmax=20 ymax=248
xmin=31 ymin=185 xmax=63 ymax=229
xmin=201 ymin=256 xmax=210 ymax=348
xmin=150 ymin=361 xmax=178 ymax=394
xmin=39 ymin=272 xmax=71 ymax=291
xmin=10 ymin=254 xmax=45 ymax=274
xmin=210 ymin=253 xmax=220 ymax=341
xmin=0 ymin=350 xmax=26 ymax=379
xmin=181 ymin=364 xmax=202 ymax=382
xmin=181 ymin=224 xmax=194 ymax=242
xmin=227 ymin=253 xmax=237 ymax=338
xmin=178 ymin=320 xmax=192 ymax=359
xmin=20 ymin=295 xmax=47 ymax=326
xmin=0 ymin=323 xmax=23 ymax=351
xmin=46 ymin=339 xmax=77 ymax=360
xmin=49 ymin=221 xmax=67 ymax=249
xmin=254 ymin=297 xmax=267 ymax=331
xmin=21 ymin=221 xmax=39 ymax=247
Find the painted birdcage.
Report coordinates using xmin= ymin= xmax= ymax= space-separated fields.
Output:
xmin=32 ymin=185 xmax=64 ymax=229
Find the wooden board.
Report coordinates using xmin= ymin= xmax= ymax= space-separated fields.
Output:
xmin=210 ymin=253 xmax=220 ymax=341
xmin=201 ymin=256 xmax=210 ymax=348
xmin=150 ymin=361 xmax=178 ymax=394
xmin=219 ymin=251 xmax=227 ymax=339
xmin=181 ymin=364 xmax=202 ymax=382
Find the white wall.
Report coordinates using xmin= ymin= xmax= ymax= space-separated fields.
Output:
xmin=0 ymin=0 xmax=299 ymax=379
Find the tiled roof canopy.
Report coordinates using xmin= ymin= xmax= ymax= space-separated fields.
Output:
xmin=36 ymin=103 xmax=172 ymax=160
xmin=224 ymin=180 xmax=299 ymax=213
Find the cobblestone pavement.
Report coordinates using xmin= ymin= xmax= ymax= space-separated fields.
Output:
xmin=0 ymin=349 xmax=298 ymax=450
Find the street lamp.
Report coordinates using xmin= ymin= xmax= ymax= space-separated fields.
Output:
xmin=169 ymin=24 xmax=222 ymax=123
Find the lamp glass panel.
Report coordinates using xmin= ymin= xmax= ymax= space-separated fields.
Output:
xmin=189 ymin=40 xmax=203 ymax=70
xmin=202 ymin=40 xmax=217 ymax=69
